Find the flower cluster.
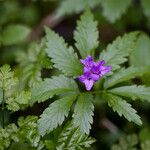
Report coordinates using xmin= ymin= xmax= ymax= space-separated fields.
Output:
xmin=78 ymin=55 xmax=112 ymax=91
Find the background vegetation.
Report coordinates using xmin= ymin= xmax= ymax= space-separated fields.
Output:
xmin=0 ymin=0 xmax=150 ymax=150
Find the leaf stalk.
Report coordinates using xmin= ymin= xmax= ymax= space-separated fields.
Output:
xmin=2 ymin=89 xmax=5 ymax=128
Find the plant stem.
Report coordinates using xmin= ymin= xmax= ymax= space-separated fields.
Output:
xmin=2 ymin=89 xmax=5 ymax=128
xmin=81 ymin=90 xmax=105 ymax=95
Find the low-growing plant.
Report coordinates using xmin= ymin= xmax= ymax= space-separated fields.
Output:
xmin=0 ymin=9 xmax=150 ymax=150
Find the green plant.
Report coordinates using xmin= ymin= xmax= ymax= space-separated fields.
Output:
xmin=0 ymin=7 xmax=150 ymax=150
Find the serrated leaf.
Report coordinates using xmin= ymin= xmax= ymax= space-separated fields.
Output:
xmin=100 ymin=32 xmax=139 ymax=70
xmin=0 ymin=64 xmax=18 ymax=91
xmin=14 ymin=91 xmax=31 ymax=105
xmin=31 ymin=75 xmax=79 ymax=103
xmin=100 ymin=0 xmax=131 ymax=23
xmin=74 ymin=10 xmax=99 ymax=58
xmin=103 ymin=93 xmax=142 ymax=125
xmin=38 ymin=95 xmax=77 ymax=136
xmin=73 ymin=93 xmax=94 ymax=134
xmin=1 ymin=24 xmax=30 ymax=45
xmin=109 ymin=85 xmax=150 ymax=102
xmin=104 ymin=67 xmax=145 ymax=89
xmin=16 ymin=38 xmax=52 ymax=88
xmin=6 ymin=91 xmax=31 ymax=112
xmin=17 ymin=116 xmax=40 ymax=148
xmin=129 ymin=34 xmax=150 ymax=86
xmin=56 ymin=122 xmax=95 ymax=150
xmin=130 ymin=34 xmax=150 ymax=67
xmin=0 ymin=124 xmax=19 ymax=150
xmin=55 ymin=0 xmax=100 ymax=19
xmin=45 ymin=27 xmax=83 ymax=77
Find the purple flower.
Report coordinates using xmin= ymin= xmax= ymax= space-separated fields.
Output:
xmin=78 ymin=55 xmax=112 ymax=91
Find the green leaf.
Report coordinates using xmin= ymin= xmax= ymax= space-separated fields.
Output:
xmin=44 ymin=140 xmax=55 ymax=150
xmin=31 ymin=75 xmax=79 ymax=103
xmin=129 ymin=34 xmax=150 ymax=85
xmin=45 ymin=27 xmax=83 ymax=77
xmin=130 ymin=34 xmax=150 ymax=67
xmin=0 ymin=64 xmax=18 ymax=91
xmin=139 ymin=128 xmax=150 ymax=143
xmin=0 ymin=124 xmax=19 ymax=150
xmin=103 ymin=93 xmax=142 ymax=125
xmin=100 ymin=0 xmax=132 ymax=23
xmin=55 ymin=0 xmax=100 ymax=19
xmin=109 ymin=85 xmax=150 ymax=102
xmin=74 ymin=10 xmax=99 ymax=58
xmin=38 ymin=95 xmax=77 ymax=136
xmin=100 ymin=32 xmax=139 ymax=70
xmin=111 ymin=134 xmax=138 ymax=150
xmin=141 ymin=140 xmax=150 ymax=150
xmin=73 ymin=93 xmax=94 ymax=134
xmin=6 ymin=91 xmax=31 ymax=112
xmin=141 ymin=0 xmax=150 ymax=19
xmin=16 ymin=38 xmax=52 ymax=88
xmin=17 ymin=116 xmax=40 ymax=148
xmin=9 ymin=143 xmax=35 ymax=150
xmin=1 ymin=24 xmax=30 ymax=45
xmin=56 ymin=122 xmax=95 ymax=150
xmin=104 ymin=67 xmax=144 ymax=89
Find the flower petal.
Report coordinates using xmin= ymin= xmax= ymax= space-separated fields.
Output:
xmin=100 ymin=66 xmax=112 ymax=76
xmin=86 ymin=55 xmax=93 ymax=62
xmin=84 ymin=71 xmax=91 ymax=78
xmin=97 ymin=60 xmax=105 ymax=66
xmin=91 ymin=65 xmax=99 ymax=74
xmin=80 ymin=55 xmax=94 ymax=68
xmin=84 ymin=67 xmax=90 ymax=72
xmin=78 ymin=75 xmax=86 ymax=83
xmin=92 ymin=60 xmax=106 ymax=74
xmin=90 ymin=74 xmax=100 ymax=81
xmin=80 ymin=59 xmax=86 ymax=65
xmin=84 ymin=79 xmax=94 ymax=91
xmin=78 ymin=56 xmax=112 ymax=91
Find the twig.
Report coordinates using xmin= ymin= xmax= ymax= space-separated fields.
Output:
xmin=28 ymin=11 xmax=63 ymax=41
xmin=100 ymin=118 xmax=118 ymax=133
